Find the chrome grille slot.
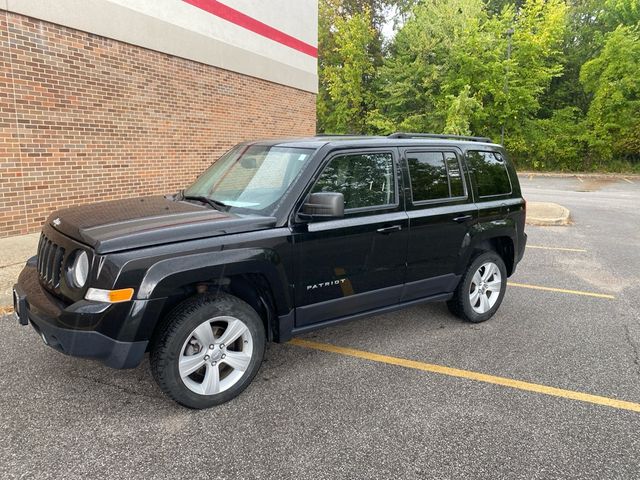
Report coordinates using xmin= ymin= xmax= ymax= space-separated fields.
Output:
xmin=37 ymin=233 xmax=65 ymax=288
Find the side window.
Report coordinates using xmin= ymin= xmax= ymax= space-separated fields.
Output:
xmin=445 ymin=152 xmax=464 ymax=197
xmin=311 ymin=152 xmax=396 ymax=210
xmin=407 ymin=151 xmax=466 ymax=202
xmin=467 ymin=151 xmax=512 ymax=197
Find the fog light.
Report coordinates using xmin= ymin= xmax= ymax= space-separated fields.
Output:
xmin=85 ymin=287 xmax=134 ymax=303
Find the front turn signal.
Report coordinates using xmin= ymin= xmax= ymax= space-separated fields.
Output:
xmin=85 ymin=287 xmax=134 ymax=303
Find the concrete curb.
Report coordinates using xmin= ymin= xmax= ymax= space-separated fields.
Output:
xmin=526 ymin=201 xmax=571 ymax=226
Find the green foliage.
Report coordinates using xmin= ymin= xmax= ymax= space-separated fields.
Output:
xmin=317 ymin=0 xmax=385 ymax=133
xmin=601 ymin=0 xmax=640 ymax=27
xmin=511 ymin=107 xmax=588 ymax=170
xmin=317 ymin=0 xmax=640 ymax=171
xmin=374 ymin=0 xmax=567 ymax=141
xmin=444 ymin=85 xmax=482 ymax=135
xmin=580 ymin=24 xmax=640 ymax=161
xmin=322 ymin=7 xmax=378 ymax=133
xmin=376 ymin=0 xmax=491 ymax=133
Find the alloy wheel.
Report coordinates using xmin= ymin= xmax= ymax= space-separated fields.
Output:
xmin=178 ymin=316 xmax=253 ymax=396
xmin=469 ymin=262 xmax=502 ymax=314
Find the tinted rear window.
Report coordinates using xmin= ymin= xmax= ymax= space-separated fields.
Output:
xmin=407 ymin=151 xmax=466 ymax=202
xmin=467 ymin=151 xmax=512 ymax=197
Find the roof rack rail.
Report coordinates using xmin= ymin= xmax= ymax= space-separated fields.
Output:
xmin=388 ymin=132 xmax=493 ymax=143
xmin=315 ymin=133 xmax=362 ymax=137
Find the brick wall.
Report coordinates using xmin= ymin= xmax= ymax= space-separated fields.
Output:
xmin=0 ymin=11 xmax=316 ymax=238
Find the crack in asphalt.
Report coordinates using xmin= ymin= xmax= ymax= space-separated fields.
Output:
xmin=70 ymin=372 xmax=160 ymax=400
xmin=0 ymin=260 xmax=26 ymax=269
xmin=623 ymin=325 xmax=640 ymax=376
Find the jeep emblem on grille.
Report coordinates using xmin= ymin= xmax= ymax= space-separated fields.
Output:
xmin=52 ymin=218 xmax=61 ymax=227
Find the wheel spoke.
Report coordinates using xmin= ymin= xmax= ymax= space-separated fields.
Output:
xmin=217 ymin=319 xmax=248 ymax=346
xmin=487 ymin=279 xmax=502 ymax=292
xmin=490 ymin=265 xmax=499 ymax=281
xmin=179 ymin=353 xmax=206 ymax=378
xmin=472 ymin=271 xmax=482 ymax=287
xmin=481 ymin=263 xmax=495 ymax=281
xmin=202 ymin=363 xmax=220 ymax=395
xmin=192 ymin=321 xmax=216 ymax=347
xmin=222 ymin=350 xmax=251 ymax=372
xmin=469 ymin=288 xmax=480 ymax=306
xmin=479 ymin=293 xmax=490 ymax=313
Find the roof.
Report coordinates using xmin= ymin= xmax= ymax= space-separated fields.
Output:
xmin=249 ymin=133 xmax=500 ymax=150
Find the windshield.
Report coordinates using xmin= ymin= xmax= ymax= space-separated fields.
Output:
xmin=184 ymin=144 xmax=315 ymax=214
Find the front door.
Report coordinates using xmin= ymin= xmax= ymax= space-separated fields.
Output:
xmin=293 ymin=149 xmax=409 ymax=327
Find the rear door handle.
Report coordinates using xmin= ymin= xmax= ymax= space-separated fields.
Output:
xmin=376 ymin=225 xmax=402 ymax=234
xmin=452 ymin=215 xmax=473 ymax=223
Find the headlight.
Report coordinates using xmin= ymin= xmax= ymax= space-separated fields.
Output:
xmin=68 ymin=250 xmax=89 ymax=288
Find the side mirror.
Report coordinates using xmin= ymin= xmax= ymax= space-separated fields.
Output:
xmin=300 ymin=192 xmax=344 ymax=219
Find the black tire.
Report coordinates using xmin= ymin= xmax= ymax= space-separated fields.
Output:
xmin=447 ymin=251 xmax=507 ymax=323
xmin=150 ymin=293 xmax=265 ymax=409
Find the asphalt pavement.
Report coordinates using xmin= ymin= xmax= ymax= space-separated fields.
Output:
xmin=1 ymin=174 xmax=639 ymax=479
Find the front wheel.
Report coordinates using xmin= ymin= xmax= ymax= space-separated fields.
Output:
xmin=447 ymin=251 xmax=507 ymax=323
xmin=150 ymin=293 xmax=265 ymax=409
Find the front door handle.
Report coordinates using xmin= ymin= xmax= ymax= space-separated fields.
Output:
xmin=452 ymin=214 xmax=473 ymax=223
xmin=376 ymin=225 xmax=402 ymax=234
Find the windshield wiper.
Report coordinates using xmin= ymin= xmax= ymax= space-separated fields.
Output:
xmin=183 ymin=194 xmax=229 ymax=211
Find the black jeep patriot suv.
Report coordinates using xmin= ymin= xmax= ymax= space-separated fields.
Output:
xmin=14 ymin=133 xmax=526 ymax=409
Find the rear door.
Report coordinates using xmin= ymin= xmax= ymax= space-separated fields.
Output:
xmin=292 ymin=148 xmax=409 ymax=327
xmin=401 ymin=147 xmax=476 ymax=301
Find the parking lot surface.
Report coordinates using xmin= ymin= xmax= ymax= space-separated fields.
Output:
xmin=1 ymin=175 xmax=639 ymax=479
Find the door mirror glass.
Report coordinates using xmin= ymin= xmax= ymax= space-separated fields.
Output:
xmin=301 ymin=192 xmax=344 ymax=219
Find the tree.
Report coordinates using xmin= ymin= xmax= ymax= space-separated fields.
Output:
xmin=317 ymin=0 xmax=388 ymax=133
xmin=317 ymin=0 xmax=640 ymax=171
xmin=580 ymin=25 xmax=640 ymax=161
xmin=374 ymin=0 xmax=566 ymax=145
xmin=317 ymin=0 xmax=342 ymax=133
xmin=375 ymin=0 xmax=489 ymax=133
xmin=444 ymin=85 xmax=482 ymax=135
xmin=320 ymin=8 xmax=378 ymax=133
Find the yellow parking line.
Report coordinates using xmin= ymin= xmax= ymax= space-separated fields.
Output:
xmin=623 ymin=177 xmax=634 ymax=184
xmin=508 ymin=282 xmax=615 ymax=299
xmin=576 ymin=176 xmax=584 ymax=183
xmin=527 ymin=245 xmax=587 ymax=253
xmin=289 ymin=338 xmax=640 ymax=413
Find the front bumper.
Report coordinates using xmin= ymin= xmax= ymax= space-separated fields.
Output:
xmin=14 ymin=259 xmax=164 ymax=369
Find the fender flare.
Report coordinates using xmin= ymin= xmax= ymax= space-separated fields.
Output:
xmin=137 ymin=248 xmax=292 ymax=314
xmin=456 ymin=219 xmax=517 ymax=273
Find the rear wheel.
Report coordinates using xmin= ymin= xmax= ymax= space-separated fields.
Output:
xmin=447 ymin=251 xmax=507 ymax=323
xmin=150 ymin=293 xmax=265 ymax=409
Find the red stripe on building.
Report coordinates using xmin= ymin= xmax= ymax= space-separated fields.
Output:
xmin=182 ymin=0 xmax=318 ymax=58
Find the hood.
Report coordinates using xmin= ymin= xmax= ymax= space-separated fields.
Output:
xmin=46 ymin=196 xmax=276 ymax=253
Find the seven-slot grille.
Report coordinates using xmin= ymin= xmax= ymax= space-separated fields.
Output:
xmin=37 ymin=233 xmax=66 ymax=288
